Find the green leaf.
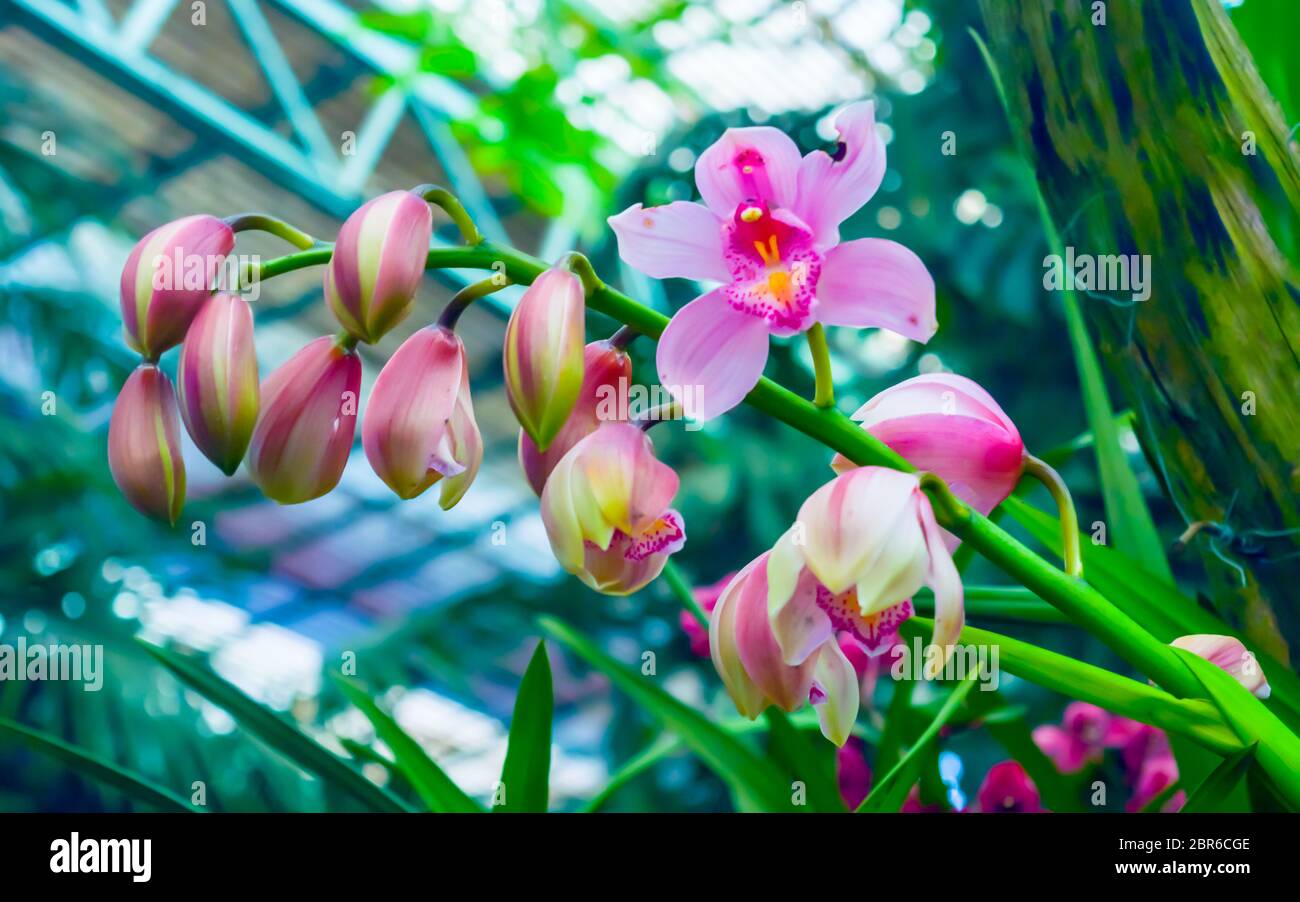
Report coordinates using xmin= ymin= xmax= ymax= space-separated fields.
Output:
xmin=857 ymin=669 xmax=981 ymax=812
xmin=582 ymin=734 xmax=681 ymax=813
xmin=1175 ymin=650 xmax=1300 ymax=810
xmin=764 ymin=708 xmax=845 ymax=813
xmin=496 ymin=640 xmax=554 ymax=813
xmin=0 ymin=716 xmax=195 ymax=813
xmin=540 ymin=616 xmax=794 ymax=812
xmin=1005 ymin=496 xmax=1300 ymax=733
xmin=334 ymin=677 xmax=483 ymax=813
xmin=138 ymin=641 xmax=411 ymax=813
xmin=1181 ymin=744 xmax=1258 ymax=813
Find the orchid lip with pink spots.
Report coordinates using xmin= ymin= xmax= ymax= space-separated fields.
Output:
xmin=609 ymin=101 xmax=937 ymax=421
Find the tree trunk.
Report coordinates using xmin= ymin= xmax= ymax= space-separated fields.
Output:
xmin=978 ymin=0 xmax=1300 ymax=663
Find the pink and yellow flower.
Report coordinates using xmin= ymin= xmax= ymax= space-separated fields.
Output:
xmin=119 ymin=215 xmax=235 ymax=358
xmin=177 ymin=293 xmax=259 ymax=475
xmin=766 ymin=466 xmax=965 ymax=661
xmin=833 ymin=373 xmax=1024 ymax=547
xmin=504 ymin=267 xmax=587 ymax=452
xmin=539 ymin=422 xmax=685 ymax=595
xmin=108 ymin=365 xmax=186 ymax=523
xmin=708 ymin=552 xmax=860 ymax=745
xmin=609 ymin=101 xmax=935 ymax=420
xmin=519 ymin=338 xmax=631 ymax=496
xmin=325 ymin=190 xmax=433 ymax=344
xmin=246 ymin=336 xmax=361 ymax=504
xmin=363 ymin=325 xmax=482 ymax=507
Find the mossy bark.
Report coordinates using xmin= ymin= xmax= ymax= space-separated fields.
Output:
xmin=979 ymin=0 xmax=1300 ymax=662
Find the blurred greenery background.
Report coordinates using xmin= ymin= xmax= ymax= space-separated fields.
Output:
xmin=0 ymin=0 xmax=1295 ymax=812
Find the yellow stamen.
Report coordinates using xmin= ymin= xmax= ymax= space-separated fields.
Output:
xmin=739 ymin=206 xmax=762 ymax=223
xmin=751 ymin=234 xmax=782 ymax=268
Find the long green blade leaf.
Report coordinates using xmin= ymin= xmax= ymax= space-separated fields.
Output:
xmin=138 ymin=640 xmax=411 ymax=813
xmin=0 ymin=716 xmax=194 ymax=813
xmin=334 ymin=677 xmax=483 ymax=813
xmin=540 ymin=616 xmax=794 ymax=812
xmin=582 ymin=734 xmax=681 ymax=813
xmin=1181 ymin=744 xmax=1257 ymax=813
xmin=857 ymin=669 xmax=980 ymax=812
xmin=496 ymin=640 xmax=554 ymax=813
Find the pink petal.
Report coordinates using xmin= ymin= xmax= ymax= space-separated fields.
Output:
xmin=695 ymin=126 xmax=802 ymax=218
xmin=764 ymin=534 xmax=833 ymax=666
xmin=1032 ymin=725 xmax=1091 ymax=774
xmin=607 ymin=202 xmax=729 ymax=282
xmin=809 ymin=639 xmax=860 ymax=747
xmin=917 ymin=488 xmax=964 ymax=650
xmin=795 ymin=101 xmax=887 ymax=248
xmin=733 ymin=551 xmax=814 ymax=712
xmin=710 ymin=559 xmax=771 ymax=719
xmin=816 ymin=238 xmax=937 ymax=342
xmin=656 ymin=289 xmax=770 ymax=421
xmin=1171 ymin=634 xmax=1272 ymax=699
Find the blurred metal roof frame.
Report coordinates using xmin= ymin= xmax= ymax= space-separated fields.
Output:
xmin=8 ymin=0 xmax=507 ymax=245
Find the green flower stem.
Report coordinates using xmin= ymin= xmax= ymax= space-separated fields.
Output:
xmin=661 ymin=560 xmax=708 ymax=628
xmin=558 ymin=251 xmax=605 ymax=296
xmin=1021 ymin=453 xmax=1084 ymax=577
xmin=901 ymin=618 xmax=1242 ymax=756
xmin=911 ymin=586 xmax=1069 ymax=624
xmin=412 ymin=184 xmax=483 ymax=246
xmin=437 ymin=276 xmax=512 ymax=330
xmin=249 ymin=240 xmax=1201 ymax=704
xmin=805 ymin=323 xmax=835 ymax=409
xmin=223 ymin=213 xmax=319 ymax=250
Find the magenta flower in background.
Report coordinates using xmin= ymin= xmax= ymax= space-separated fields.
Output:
xmin=325 ymin=190 xmax=433 ymax=345
xmin=178 ymin=292 xmax=259 ymax=475
xmin=1122 ymin=725 xmax=1185 ymax=813
xmin=120 ymin=214 xmax=235 ymax=359
xmin=1032 ymin=702 xmax=1140 ymax=774
xmin=609 ymin=101 xmax=936 ymax=421
xmin=539 ymin=422 xmax=685 ymax=595
xmin=679 ymin=572 xmax=734 ymax=658
xmin=109 ymin=365 xmax=187 ymax=523
xmin=519 ymin=339 xmax=632 ymax=496
xmin=836 ymin=736 xmax=873 ymax=810
xmin=363 ymin=325 xmax=482 ymax=507
xmin=975 ymin=761 xmax=1043 ymax=813
xmin=246 ymin=336 xmax=361 ymax=504
xmin=833 ymin=373 xmax=1024 ymax=548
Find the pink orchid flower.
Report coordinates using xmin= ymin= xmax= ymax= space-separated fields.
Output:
xmin=975 ymin=761 xmax=1043 ymax=813
xmin=765 ymin=466 xmax=964 ymax=662
xmin=1032 ymin=702 xmax=1142 ymax=774
xmin=833 ymin=373 xmax=1024 ymax=548
xmin=609 ymin=101 xmax=936 ymax=421
xmin=1171 ymin=634 xmax=1271 ymax=699
xmin=709 ymin=552 xmax=860 ymax=746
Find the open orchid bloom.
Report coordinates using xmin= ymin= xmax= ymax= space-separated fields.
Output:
xmin=765 ymin=466 xmax=964 ymax=664
xmin=539 ymin=422 xmax=685 ymax=595
xmin=975 ymin=761 xmax=1043 ymax=813
xmin=1171 ymin=634 xmax=1271 ymax=699
xmin=833 ymin=373 xmax=1024 ymax=548
xmin=609 ymin=101 xmax=936 ymax=421
xmin=708 ymin=553 xmax=860 ymax=746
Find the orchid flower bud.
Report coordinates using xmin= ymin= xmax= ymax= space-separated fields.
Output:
xmin=504 ymin=267 xmax=586 ymax=452
xmin=833 ymin=374 xmax=1024 ymax=541
xmin=246 ymin=336 xmax=361 ymax=504
xmin=120 ymin=215 xmax=235 ymax=358
xmin=363 ymin=325 xmax=482 ymax=507
xmin=766 ymin=466 xmax=964 ymax=664
xmin=1171 ymin=634 xmax=1271 ymax=699
xmin=108 ymin=365 xmax=186 ymax=523
xmin=177 ymin=293 xmax=259 ymax=475
xmin=519 ymin=339 xmax=631 ymax=495
xmin=325 ymin=190 xmax=433 ymax=344
xmin=539 ymin=422 xmax=684 ymax=595
xmin=709 ymin=553 xmax=860 ymax=746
